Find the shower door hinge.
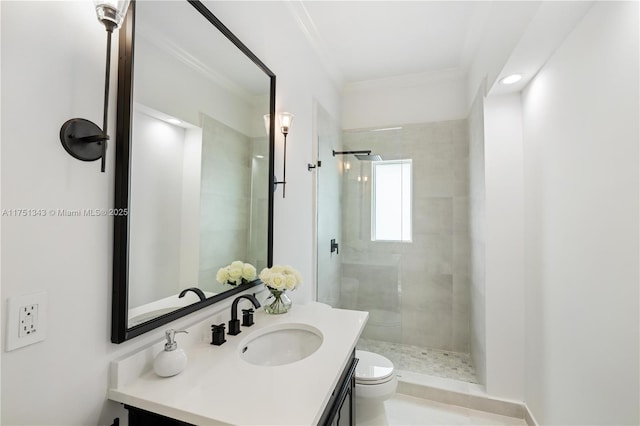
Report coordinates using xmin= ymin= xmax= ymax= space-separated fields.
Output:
xmin=307 ymin=161 xmax=321 ymax=171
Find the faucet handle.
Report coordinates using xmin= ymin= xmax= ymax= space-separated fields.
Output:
xmin=242 ymin=308 xmax=255 ymax=327
xmin=211 ymin=324 xmax=226 ymax=346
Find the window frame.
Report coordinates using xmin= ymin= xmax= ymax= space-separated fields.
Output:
xmin=371 ymin=159 xmax=413 ymax=243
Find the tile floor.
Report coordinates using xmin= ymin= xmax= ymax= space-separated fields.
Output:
xmin=356 ymin=394 xmax=526 ymax=426
xmin=358 ymin=338 xmax=479 ymax=384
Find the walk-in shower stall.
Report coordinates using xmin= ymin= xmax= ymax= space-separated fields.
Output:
xmin=316 ymin=105 xmax=480 ymax=385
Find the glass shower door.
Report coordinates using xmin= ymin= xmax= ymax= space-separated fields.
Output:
xmin=316 ymin=105 xmax=342 ymax=307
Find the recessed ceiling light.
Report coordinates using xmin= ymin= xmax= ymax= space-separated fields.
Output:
xmin=255 ymin=155 xmax=264 ymax=159
xmin=500 ymin=74 xmax=522 ymax=85
xmin=166 ymin=118 xmax=181 ymax=125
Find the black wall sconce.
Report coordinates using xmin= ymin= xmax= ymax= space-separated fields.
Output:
xmin=265 ymin=113 xmax=293 ymax=198
xmin=59 ymin=0 xmax=131 ymax=173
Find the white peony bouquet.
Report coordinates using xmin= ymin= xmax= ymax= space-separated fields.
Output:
xmin=259 ymin=264 xmax=302 ymax=292
xmin=216 ymin=261 xmax=257 ymax=286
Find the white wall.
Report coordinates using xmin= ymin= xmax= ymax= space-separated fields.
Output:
xmin=202 ymin=1 xmax=343 ymax=304
xmin=483 ymin=94 xmax=524 ymax=400
xmin=342 ymin=70 xmax=467 ymax=130
xmin=0 ymin=1 xmax=340 ymax=424
xmin=129 ymin=112 xmax=187 ymax=308
xmin=467 ymin=89 xmax=486 ymax=386
xmin=179 ymin=127 xmax=203 ymax=287
xmin=134 ymin=35 xmax=258 ymax=138
xmin=522 ymin=2 xmax=639 ymax=423
xmin=465 ymin=2 xmax=541 ymax=107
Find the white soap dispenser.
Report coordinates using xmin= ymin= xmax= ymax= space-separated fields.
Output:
xmin=153 ymin=329 xmax=188 ymax=377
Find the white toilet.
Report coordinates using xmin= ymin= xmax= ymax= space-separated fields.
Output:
xmin=312 ymin=303 xmax=398 ymax=407
xmin=355 ymin=350 xmax=397 ymax=402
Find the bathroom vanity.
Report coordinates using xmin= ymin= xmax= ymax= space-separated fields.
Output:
xmin=109 ymin=304 xmax=367 ymax=425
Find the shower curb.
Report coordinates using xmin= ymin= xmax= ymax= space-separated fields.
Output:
xmin=396 ymin=372 xmax=536 ymax=424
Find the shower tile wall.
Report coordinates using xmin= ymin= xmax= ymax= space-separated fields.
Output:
xmin=199 ymin=113 xmax=252 ymax=286
xmin=341 ymin=120 xmax=471 ymax=353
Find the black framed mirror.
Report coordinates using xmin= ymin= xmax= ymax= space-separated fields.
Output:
xmin=112 ymin=0 xmax=276 ymax=343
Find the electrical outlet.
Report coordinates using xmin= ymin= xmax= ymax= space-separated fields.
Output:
xmin=6 ymin=292 xmax=47 ymax=351
xmin=18 ymin=304 xmax=38 ymax=337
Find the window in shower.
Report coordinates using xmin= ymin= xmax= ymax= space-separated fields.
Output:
xmin=371 ymin=159 xmax=412 ymax=242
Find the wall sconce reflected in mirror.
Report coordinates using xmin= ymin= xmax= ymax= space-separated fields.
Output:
xmin=272 ymin=112 xmax=293 ymax=198
xmin=59 ymin=0 xmax=131 ymax=172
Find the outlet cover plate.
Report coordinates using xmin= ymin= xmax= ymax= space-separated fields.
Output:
xmin=6 ymin=292 xmax=47 ymax=351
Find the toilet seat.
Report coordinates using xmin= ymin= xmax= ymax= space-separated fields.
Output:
xmin=355 ymin=350 xmax=394 ymax=385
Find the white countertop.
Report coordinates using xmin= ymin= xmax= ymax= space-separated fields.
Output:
xmin=109 ymin=303 xmax=368 ymax=425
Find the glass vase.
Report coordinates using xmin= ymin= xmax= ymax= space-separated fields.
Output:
xmin=264 ymin=288 xmax=292 ymax=314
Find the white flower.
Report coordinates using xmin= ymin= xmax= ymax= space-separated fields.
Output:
xmin=216 ymin=267 xmax=229 ymax=284
xmin=228 ymin=265 xmax=242 ymax=282
xmin=260 ymin=264 xmax=302 ymax=291
xmin=285 ymin=274 xmax=297 ymax=290
xmin=216 ymin=266 xmax=229 ymax=284
xmin=242 ymin=264 xmax=257 ymax=281
xmin=259 ymin=267 xmax=271 ymax=282
xmin=216 ymin=268 xmax=229 ymax=283
xmin=217 ymin=261 xmax=257 ymax=285
xmin=270 ymin=273 xmax=286 ymax=290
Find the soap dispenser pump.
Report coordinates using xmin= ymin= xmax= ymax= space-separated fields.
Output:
xmin=153 ymin=329 xmax=188 ymax=377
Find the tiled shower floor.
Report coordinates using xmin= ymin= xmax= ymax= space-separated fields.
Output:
xmin=357 ymin=338 xmax=479 ymax=384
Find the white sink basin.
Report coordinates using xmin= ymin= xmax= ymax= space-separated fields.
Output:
xmin=239 ymin=323 xmax=323 ymax=366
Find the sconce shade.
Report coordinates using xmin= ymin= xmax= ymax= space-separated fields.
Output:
xmin=94 ymin=0 xmax=131 ymax=30
xmin=273 ymin=112 xmax=294 ymax=198
xmin=279 ymin=112 xmax=294 ymax=135
xmin=263 ymin=114 xmax=270 ymax=136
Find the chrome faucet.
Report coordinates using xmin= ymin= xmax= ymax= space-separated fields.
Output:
xmin=228 ymin=294 xmax=261 ymax=336
xmin=178 ymin=287 xmax=206 ymax=302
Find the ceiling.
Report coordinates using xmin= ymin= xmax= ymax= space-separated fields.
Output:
xmin=291 ymin=1 xmax=490 ymax=83
xmin=285 ymin=1 xmax=593 ymax=92
xmin=137 ymin=0 xmax=270 ymax=99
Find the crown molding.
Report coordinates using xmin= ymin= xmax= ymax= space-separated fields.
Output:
xmin=137 ymin=26 xmax=257 ymax=103
xmin=285 ymin=1 xmax=345 ymax=89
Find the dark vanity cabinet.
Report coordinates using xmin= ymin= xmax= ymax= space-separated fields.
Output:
xmin=126 ymin=350 xmax=358 ymax=426
xmin=318 ymin=350 xmax=358 ymax=426
xmin=126 ymin=406 xmax=193 ymax=426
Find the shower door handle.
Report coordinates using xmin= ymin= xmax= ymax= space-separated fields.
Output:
xmin=331 ymin=239 xmax=339 ymax=255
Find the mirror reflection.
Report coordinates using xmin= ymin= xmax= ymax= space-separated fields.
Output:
xmin=126 ymin=1 xmax=271 ymax=328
